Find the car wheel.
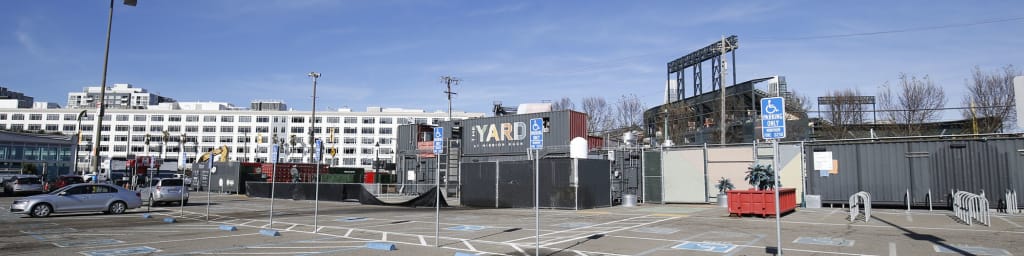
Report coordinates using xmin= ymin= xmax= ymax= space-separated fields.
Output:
xmin=30 ymin=203 xmax=52 ymax=217
xmin=108 ymin=201 xmax=127 ymax=214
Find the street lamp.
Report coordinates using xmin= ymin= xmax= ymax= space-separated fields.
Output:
xmin=74 ymin=110 xmax=87 ymax=175
xmin=90 ymin=0 xmax=137 ymax=178
xmin=374 ymin=142 xmax=380 ymax=183
xmin=307 ymin=72 xmax=320 ymax=163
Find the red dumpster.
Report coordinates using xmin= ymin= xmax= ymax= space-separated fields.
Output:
xmin=727 ymin=188 xmax=797 ymax=217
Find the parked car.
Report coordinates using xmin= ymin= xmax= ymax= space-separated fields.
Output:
xmin=50 ymin=175 xmax=85 ymax=192
xmin=4 ymin=176 xmax=43 ymax=196
xmin=137 ymin=178 xmax=188 ymax=206
xmin=9 ymin=183 xmax=143 ymax=217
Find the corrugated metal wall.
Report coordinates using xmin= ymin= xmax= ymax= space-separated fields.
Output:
xmin=805 ymin=138 xmax=1024 ymax=207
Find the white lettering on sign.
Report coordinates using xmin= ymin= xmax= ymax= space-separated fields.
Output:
xmin=762 ymin=113 xmax=785 ymax=120
xmin=472 ymin=122 xmax=527 ymax=143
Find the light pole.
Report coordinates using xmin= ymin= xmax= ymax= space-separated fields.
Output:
xmin=74 ymin=110 xmax=87 ymax=175
xmin=307 ymin=72 xmax=320 ymax=163
xmin=90 ymin=0 xmax=137 ymax=179
xmin=374 ymin=142 xmax=380 ymax=183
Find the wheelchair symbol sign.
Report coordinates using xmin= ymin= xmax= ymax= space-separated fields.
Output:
xmin=530 ymin=118 xmax=543 ymax=134
xmin=433 ymin=127 xmax=444 ymax=140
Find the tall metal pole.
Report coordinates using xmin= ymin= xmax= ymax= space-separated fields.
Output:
xmin=534 ymin=149 xmax=541 ymax=256
xmin=442 ymin=76 xmax=459 ymax=197
xmin=772 ymin=139 xmax=783 ymax=255
xmin=179 ymin=134 xmax=186 ymax=217
xmin=74 ymin=110 xmax=86 ymax=175
xmin=269 ymin=144 xmax=278 ymax=229
xmin=719 ymin=35 xmax=728 ymax=145
xmin=434 ymin=153 xmax=441 ymax=247
xmin=308 ymin=72 xmax=320 ymax=163
xmin=314 ymin=140 xmax=321 ymax=232
xmin=374 ymin=142 xmax=380 ymax=183
xmin=90 ymin=0 xmax=117 ymax=183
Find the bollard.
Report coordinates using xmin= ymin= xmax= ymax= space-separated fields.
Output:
xmin=454 ymin=252 xmax=478 ymax=256
xmin=259 ymin=229 xmax=280 ymax=237
xmin=366 ymin=242 xmax=396 ymax=251
xmin=141 ymin=214 xmax=152 ymax=219
xmin=163 ymin=217 xmax=176 ymax=223
xmin=219 ymin=225 xmax=237 ymax=231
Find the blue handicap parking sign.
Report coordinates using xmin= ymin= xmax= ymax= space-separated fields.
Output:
xmin=530 ymin=118 xmax=543 ymax=134
xmin=760 ymin=97 xmax=787 ymax=139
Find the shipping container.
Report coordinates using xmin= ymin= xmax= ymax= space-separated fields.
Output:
xmin=439 ymin=110 xmax=592 ymax=158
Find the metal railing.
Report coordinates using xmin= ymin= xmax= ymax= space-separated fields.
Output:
xmin=952 ymin=190 xmax=990 ymax=226
xmin=848 ymin=191 xmax=871 ymax=222
xmin=1007 ymin=190 xmax=1019 ymax=214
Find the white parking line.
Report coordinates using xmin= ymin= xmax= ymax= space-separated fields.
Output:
xmin=344 ymin=229 xmax=353 ymax=237
xmin=382 ymin=232 xmax=388 ymax=241
xmin=511 ymin=244 xmax=527 ymax=255
xmin=998 ymin=216 xmax=1023 ymax=228
xmin=889 ymin=242 xmax=897 ymax=256
xmin=419 ymin=235 xmax=427 ymax=246
xmin=81 ymin=233 xmax=259 ymax=249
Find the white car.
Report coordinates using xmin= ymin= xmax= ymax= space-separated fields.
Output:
xmin=10 ymin=183 xmax=143 ymax=217
xmin=137 ymin=178 xmax=189 ymax=206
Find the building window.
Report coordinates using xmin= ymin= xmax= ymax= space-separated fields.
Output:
xmin=239 ymin=116 xmax=252 ymax=122
xmin=256 ymin=116 xmax=270 ymax=123
xmin=168 ymin=115 xmax=181 ymax=122
xmin=379 ymin=127 xmax=393 ymax=134
xmin=132 ymin=135 xmax=145 ymax=142
xmin=220 ymin=136 xmax=233 ymax=143
xmin=150 ymin=126 xmax=162 ymax=132
xmin=167 ymin=126 xmax=181 ymax=132
xmin=290 ymin=127 xmax=304 ymax=133
xmin=360 ymin=158 xmax=373 ymax=165
xmin=362 ymin=117 xmax=375 ymax=124
xmin=220 ymin=126 xmax=234 ymax=133
xmin=343 ymin=137 xmax=356 ymax=145
xmin=378 ymin=138 xmax=393 ymax=145
xmin=27 ymin=124 xmax=41 ymax=131
xmin=414 ymin=118 xmax=427 ymax=124
xmin=361 ymin=148 xmax=374 ymax=154
xmin=342 ymin=158 xmax=356 ymax=165
xmin=132 ymin=125 xmax=145 ymax=132
xmin=327 ymin=117 xmax=340 ymax=123
xmin=29 ymin=114 xmax=42 ymax=120
xmin=63 ymin=124 xmax=76 ymax=131
xmin=186 ymin=126 xmax=199 ymax=132
xmin=361 ymin=127 xmax=375 ymax=134
xmin=343 ymin=147 xmax=356 ymax=154
xmin=115 ymin=135 xmax=128 ymax=142
xmin=101 ymin=125 xmax=110 ymax=131
xmin=311 ymin=127 xmax=321 ymax=134
xmin=238 ymin=126 xmax=251 ymax=133
xmin=45 ymin=124 xmax=59 ymax=131
xmin=202 ymin=136 xmax=215 ymax=143
xmin=292 ymin=116 xmax=305 ymax=123
xmin=80 ymin=125 xmax=92 ymax=131
xmin=256 ymin=126 xmax=269 ymax=133
xmin=379 ymin=117 xmax=392 ymax=124
xmin=202 ymin=126 xmax=216 ymax=132
xmin=344 ymin=117 xmax=357 ymax=124
xmin=313 ymin=117 xmax=322 ymax=123
xmin=204 ymin=116 xmax=217 ymax=122
xmin=151 ymin=115 xmax=164 ymax=122
xmin=115 ymin=125 xmax=129 ymax=132
xmin=379 ymin=148 xmax=394 ymax=154
xmin=115 ymin=115 xmax=128 ymax=121
xmin=134 ymin=115 xmax=147 ymax=121
xmin=361 ymin=137 xmax=375 ymax=144
xmin=114 ymin=145 xmax=127 ymax=152
xmin=221 ymin=116 xmax=234 ymax=122
xmin=10 ymin=114 xmax=23 ymax=120
xmin=432 ymin=118 xmax=443 ymax=124
xmin=47 ymin=114 xmax=60 ymax=121
xmin=63 ymin=114 xmax=75 ymax=121
xmin=186 ymin=115 xmax=199 ymax=122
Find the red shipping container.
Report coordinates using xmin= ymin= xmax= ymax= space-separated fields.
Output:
xmin=364 ymin=173 xmax=375 ymax=184
xmin=727 ymin=188 xmax=797 ymax=217
xmin=255 ymin=163 xmax=327 ymax=183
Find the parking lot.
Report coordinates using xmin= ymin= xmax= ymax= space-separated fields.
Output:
xmin=2 ymin=191 xmax=1023 ymax=256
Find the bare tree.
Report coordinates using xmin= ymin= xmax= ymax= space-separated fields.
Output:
xmin=879 ymin=73 xmax=947 ymax=136
xmin=581 ymin=96 xmax=615 ymax=135
xmin=785 ymin=91 xmax=812 ymax=120
xmin=818 ymin=89 xmax=868 ymax=139
xmin=615 ymin=94 xmax=645 ymax=131
xmin=551 ymin=97 xmax=576 ymax=111
xmin=653 ymin=101 xmax=695 ymax=145
xmin=962 ymin=65 xmax=1021 ymax=133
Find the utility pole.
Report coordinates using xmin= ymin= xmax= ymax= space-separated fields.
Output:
xmin=719 ymin=35 xmax=729 ymax=144
xmin=441 ymin=75 xmax=459 ymax=197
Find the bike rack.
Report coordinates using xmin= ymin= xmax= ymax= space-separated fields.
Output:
xmin=848 ymin=191 xmax=871 ymax=222
xmin=1006 ymin=190 xmax=1019 ymax=214
xmin=952 ymin=190 xmax=990 ymax=226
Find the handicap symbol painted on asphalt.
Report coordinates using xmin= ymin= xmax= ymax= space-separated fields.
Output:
xmin=672 ymin=241 xmax=737 ymax=253
xmin=934 ymin=244 xmax=1011 ymax=256
xmin=447 ymin=225 xmax=487 ymax=231
xmin=80 ymin=246 xmax=161 ymax=256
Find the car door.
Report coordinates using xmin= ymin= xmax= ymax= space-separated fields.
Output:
xmin=86 ymin=185 xmax=117 ymax=211
xmin=54 ymin=185 xmax=89 ymax=212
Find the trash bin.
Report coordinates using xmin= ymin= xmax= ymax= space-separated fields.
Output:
xmin=622 ymin=194 xmax=637 ymax=207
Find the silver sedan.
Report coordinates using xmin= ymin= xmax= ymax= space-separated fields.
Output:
xmin=9 ymin=183 xmax=143 ymax=217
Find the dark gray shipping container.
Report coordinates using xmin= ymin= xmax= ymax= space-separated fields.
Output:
xmin=448 ymin=110 xmax=589 ymax=158
xmin=805 ymin=137 xmax=1024 ymax=208
xmin=461 ymin=158 xmax=611 ymax=209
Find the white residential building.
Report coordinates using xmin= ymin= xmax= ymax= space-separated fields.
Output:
xmin=0 ymin=102 xmax=485 ymax=172
xmin=67 ymin=83 xmax=176 ymax=110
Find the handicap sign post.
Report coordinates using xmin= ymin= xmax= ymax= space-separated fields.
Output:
xmin=528 ymin=117 xmax=544 ymax=256
xmin=432 ymin=127 xmax=443 ymax=247
xmin=760 ymin=96 xmax=786 ymax=255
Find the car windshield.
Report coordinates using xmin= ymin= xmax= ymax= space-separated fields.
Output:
xmin=159 ymin=179 xmax=184 ymax=186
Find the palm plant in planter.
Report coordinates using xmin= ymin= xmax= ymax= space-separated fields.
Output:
xmin=715 ymin=177 xmax=735 ymax=207
xmin=745 ymin=164 xmax=779 ymax=190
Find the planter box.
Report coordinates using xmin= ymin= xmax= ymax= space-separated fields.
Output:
xmin=727 ymin=188 xmax=797 ymax=217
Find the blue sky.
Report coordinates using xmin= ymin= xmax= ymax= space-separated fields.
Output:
xmin=2 ymin=1 xmax=1022 ymax=119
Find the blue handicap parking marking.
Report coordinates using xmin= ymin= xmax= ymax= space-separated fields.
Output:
xmin=934 ymin=245 xmax=1011 ymax=256
xmin=53 ymin=239 xmax=124 ymax=248
xmin=446 ymin=225 xmax=487 ymax=231
xmin=672 ymin=241 xmax=736 ymax=253
xmin=336 ymin=217 xmax=368 ymax=222
xmin=554 ymin=222 xmax=593 ymax=228
xmin=793 ymin=237 xmax=854 ymax=247
xmin=80 ymin=246 xmax=160 ymax=256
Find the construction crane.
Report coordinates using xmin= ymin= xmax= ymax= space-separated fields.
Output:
xmin=196 ymin=145 xmax=230 ymax=163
